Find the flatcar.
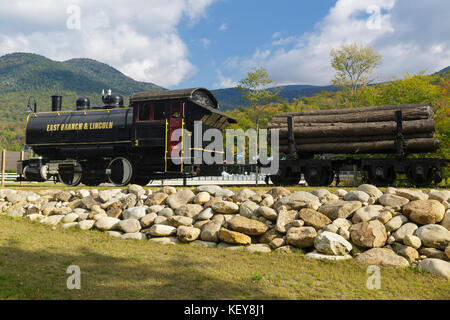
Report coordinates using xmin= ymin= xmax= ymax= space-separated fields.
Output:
xmin=19 ymin=88 xmax=236 ymax=186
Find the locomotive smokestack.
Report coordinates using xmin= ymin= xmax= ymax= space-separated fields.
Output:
xmin=51 ymin=95 xmax=62 ymax=112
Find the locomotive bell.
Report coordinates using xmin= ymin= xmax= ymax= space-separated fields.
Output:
xmin=76 ymin=96 xmax=90 ymax=110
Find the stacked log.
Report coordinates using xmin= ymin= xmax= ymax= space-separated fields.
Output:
xmin=268 ymin=103 xmax=439 ymax=154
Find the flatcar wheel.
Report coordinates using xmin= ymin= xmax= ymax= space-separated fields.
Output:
xmin=58 ymin=162 xmax=82 ymax=187
xmin=106 ymin=157 xmax=133 ymax=186
xmin=367 ymin=166 xmax=396 ymax=187
xmin=406 ymin=167 xmax=433 ymax=188
xmin=304 ymin=166 xmax=331 ymax=187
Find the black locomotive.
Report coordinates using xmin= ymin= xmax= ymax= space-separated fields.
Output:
xmin=19 ymin=88 xmax=236 ymax=186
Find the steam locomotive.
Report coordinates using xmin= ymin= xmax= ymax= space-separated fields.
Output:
xmin=19 ymin=88 xmax=237 ymax=186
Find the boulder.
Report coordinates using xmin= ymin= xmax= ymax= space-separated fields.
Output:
xmin=355 ymin=248 xmax=409 ymax=267
xmin=165 ymin=190 xmax=195 ymax=209
xmin=357 ymin=184 xmax=383 ymax=199
xmin=239 ymin=200 xmax=260 ymax=218
xmin=40 ymin=215 xmax=65 ymax=226
xmin=350 ymin=220 xmax=387 ymax=248
xmin=122 ymin=206 xmax=146 ymax=220
xmin=148 ymin=237 xmax=180 ymax=245
xmin=218 ymin=228 xmax=251 ymax=245
xmin=275 ymin=209 xmax=298 ymax=233
xmin=428 ymin=190 xmax=450 ymax=202
xmin=228 ymin=216 xmax=268 ymax=236
xmin=415 ymin=224 xmax=450 ymax=250
xmin=260 ymin=195 xmax=274 ymax=207
xmin=118 ymin=219 xmax=142 ymax=233
xmin=392 ymin=243 xmax=419 ymax=263
xmin=121 ymin=233 xmax=147 ymax=240
xmin=177 ymin=226 xmax=201 ymax=242
xmin=403 ymin=234 xmax=422 ymax=249
xmin=140 ymin=213 xmax=157 ymax=228
xmin=418 ymin=258 xmax=450 ymax=279
xmin=78 ymin=220 xmax=95 ymax=230
xmin=396 ymin=189 xmax=428 ymax=201
xmin=145 ymin=192 xmax=168 ymax=206
xmin=446 ymin=246 xmax=450 ymax=260
xmin=54 ymin=191 xmax=72 ymax=202
xmin=266 ymin=187 xmax=291 ymax=198
xmin=285 ymin=191 xmax=319 ymax=204
xmin=200 ymin=221 xmax=222 ymax=242
xmin=286 ymin=227 xmax=317 ymax=248
xmin=175 ymin=204 xmax=203 ymax=218
xmin=214 ymin=189 xmax=234 ymax=198
xmin=245 ymin=244 xmax=272 ymax=253
xmin=195 ymin=185 xmax=222 ymax=195
xmin=148 ymin=224 xmax=177 ymax=237
xmin=196 ymin=208 xmax=214 ymax=220
xmin=314 ymin=231 xmax=352 ymax=255
xmin=352 ymin=205 xmax=385 ymax=223
xmin=193 ymin=191 xmax=211 ymax=205
xmin=62 ymin=212 xmax=79 ymax=223
xmin=258 ymin=206 xmax=278 ymax=221
xmin=441 ymin=210 xmax=450 ymax=231
xmin=378 ymin=194 xmax=409 ymax=207
xmin=128 ymin=184 xmax=145 ymax=197
xmin=403 ymin=200 xmax=445 ymax=225
xmin=318 ymin=200 xmax=362 ymax=220
xmin=298 ymin=208 xmax=331 ymax=229
xmin=233 ymin=188 xmax=256 ymax=202
xmin=95 ymin=217 xmax=120 ymax=231
xmin=98 ymin=189 xmax=121 ymax=202
xmin=419 ymin=247 xmax=449 ymax=261
xmin=393 ymin=222 xmax=418 ymax=242
xmin=305 ymin=251 xmax=352 ymax=261
xmin=343 ymin=190 xmax=370 ymax=203
xmin=212 ymin=201 xmax=239 ymax=214
xmin=385 ymin=215 xmax=408 ymax=232
xmin=167 ymin=215 xmax=193 ymax=227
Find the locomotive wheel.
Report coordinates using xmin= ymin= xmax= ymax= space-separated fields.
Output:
xmin=106 ymin=157 xmax=133 ymax=186
xmin=367 ymin=166 xmax=396 ymax=187
xmin=58 ymin=162 xmax=82 ymax=187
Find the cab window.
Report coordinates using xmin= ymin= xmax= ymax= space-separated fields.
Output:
xmin=138 ymin=103 xmax=150 ymax=121
xmin=154 ymin=102 xmax=166 ymax=120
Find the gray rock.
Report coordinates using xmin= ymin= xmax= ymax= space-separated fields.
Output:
xmin=385 ymin=215 xmax=408 ymax=232
xmin=214 ymin=189 xmax=234 ymax=198
xmin=148 ymin=237 xmax=180 ymax=245
xmin=118 ymin=219 xmax=142 ymax=233
xmin=239 ymin=200 xmax=260 ymax=218
xmin=355 ymin=248 xmax=409 ymax=267
xmin=177 ymin=226 xmax=201 ymax=242
xmin=258 ymin=206 xmax=278 ymax=221
xmin=167 ymin=215 xmax=193 ymax=227
xmin=350 ymin=220 xmax=387 ymax=248
xmin=200 ymin=221 xmax=222 ymax=242
xmin=314 ymin=231 xmax=352 ymax=255
xmin=306 ymin=251 xmax=352 ymax=261
xmin=419 ymin=247 xmax=449 ymax=261
xmin=396 ymin=189 xmax=428 ymax=201
xmin=128 ymin=184 xmax=146 ymax=196
xmin=62 ymin=212 xmax=79 ymax=223
xmin=157 ymin=207 xmax=174 ymax=218
xmin=343 ymin=190 xmax=370 ymax=203
xmin=196 ymin=208 xmax=214 ymax=220
xmin=428 ymin=189 xmax=450 ymax=202
xmin=193 ymin=191 xmax=211 ymax=204
xmin=148 ymin=224 xmax=177 ymax=237
xmin=318 ymin=200 xmax=362 ymax=220
xmin=352 ymin=205 xmax=385 ymax=223
xmin=418 ymin=258 xmax=450 ymax=279
xmin=212 ymin=201 xmax=239 ymax=214
xmin=78 ymin=220 xmax=95 ymax=230
xmin=95 ymin=217 xmax=121 ymax=231
xmin=62 ymin=222 xmax=78 ymax=229
xmin=357 ymin=184 xmax=383 ymax=199
xmin=122 ymin=206 xmax=146 ymax=220
xmin=140 ymin=212 xmax=157 ymax=228
xmin=233 ymin=188 xmax=256 ymax=202
xmin=378 ymin=194 xmax=409 ymax=207
xmin=175 ymin=204 xmax=204 ymax=218
xmin=40 ymin=215 xmax=65 ymax=226
xmin=121 ymin=232 xmax=147 ymax=240
xmin=195 ymin=185 xmax=222 ymax=195
xmin=393 ymin=222 xmax=418 ymax=242
xmin=403 ymin=234 xmax=422 ymax=249
xmin=275 ymin=209 xmax=297 ymax=233
xmin=286 ymin=226 xmax=317 ymax=248
xmin=415 ymin=224 xmax=450 ymax=249
xmin=245 ymin=244 xmax=272 ymax=253
xmin=191 ymin=240 xmax=217 ymax=248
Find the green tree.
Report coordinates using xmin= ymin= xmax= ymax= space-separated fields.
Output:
xmin=330 ymin=43 xmax=382 ymax=94
xmin=237 ymin=67 xmax=280 ymax=131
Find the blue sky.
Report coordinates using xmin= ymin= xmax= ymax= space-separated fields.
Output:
xmin=0 ymin=0 xmax=449 ymax=89
xmin=176 ymin=0 xmax=336 ymax=89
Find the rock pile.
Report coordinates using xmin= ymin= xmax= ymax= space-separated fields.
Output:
xmin=1 ymin=185 xmax=449 ymax=279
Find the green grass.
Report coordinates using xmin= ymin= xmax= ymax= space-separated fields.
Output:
xmin=0 ymin=214 xmax=449 ymax=300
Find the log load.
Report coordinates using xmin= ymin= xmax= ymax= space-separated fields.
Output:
xmin=269 ymin=102 xmax=439 ymax=155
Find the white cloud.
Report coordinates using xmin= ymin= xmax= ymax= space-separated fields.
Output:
xmin=0 ymin=0 xmax=217 ymax=87
xmin=213 ymin=70 xmax=237 ymax=89
xmin=227 ymin=0 xmax=450 ymax=85
xmin=200 ymin=38 xmax=211 ymax=48
xmin=219 ymin=23 xmax=228 ymax=31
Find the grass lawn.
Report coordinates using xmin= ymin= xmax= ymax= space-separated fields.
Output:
xmin=0 ymin=214 xmax=449 ymax=300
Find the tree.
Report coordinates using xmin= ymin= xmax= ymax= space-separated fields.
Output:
xmin=237 ymin=67 xmax=280 ymax=131
xmin=330 ymin=43 xmax=382 ymax=94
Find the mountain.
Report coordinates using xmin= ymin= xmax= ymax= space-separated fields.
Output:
xmin=437 ymin=66 xmax=450 ymax=74
xmin=0 ymin=52 xmax=163 ymax=95
xmin=212 ymin=84 xmax=337 ymax=110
